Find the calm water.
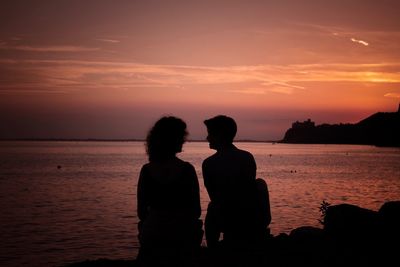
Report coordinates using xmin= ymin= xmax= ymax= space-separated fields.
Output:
xmin=1 ymin=141 xmax=399 ymax=266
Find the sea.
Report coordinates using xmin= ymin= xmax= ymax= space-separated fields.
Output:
xmin=0 ymin=141 xmax=399 ymax=267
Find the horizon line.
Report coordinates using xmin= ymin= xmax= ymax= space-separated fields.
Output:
xmin=0 ymin=138 xmax=280 ymax=143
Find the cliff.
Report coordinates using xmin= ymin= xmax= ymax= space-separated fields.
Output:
xmin=282 ymin=106 xmax=400 ymax=147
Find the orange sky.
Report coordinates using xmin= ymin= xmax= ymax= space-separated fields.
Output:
xmin=1 ymin=0 xmax=399 ymax=140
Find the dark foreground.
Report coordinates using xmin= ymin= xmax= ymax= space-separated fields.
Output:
xmin=68 ymin=201 xmax=399 ymax=267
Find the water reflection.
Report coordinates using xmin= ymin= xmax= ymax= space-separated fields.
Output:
xmin=0 ymin=141 xmax=399 ymax=266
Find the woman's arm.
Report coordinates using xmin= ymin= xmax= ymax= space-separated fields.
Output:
xmin=187 ymin=163 xmax=202 ymax=219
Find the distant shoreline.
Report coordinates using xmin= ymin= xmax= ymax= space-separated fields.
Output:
xmin=0 ymin=139 xmax=279 ymax=143
xmin=281 ymin=108 xmax=400 ymax=147
xmin=3 ymin=139 xmax=399 ymax=148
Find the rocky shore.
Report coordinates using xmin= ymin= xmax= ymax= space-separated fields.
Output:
xmin=68 ymin=201 xmax=399 ymax=267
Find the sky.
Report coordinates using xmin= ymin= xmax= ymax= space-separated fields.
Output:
xmin=1 ymin=0 xmax=400 ymax=140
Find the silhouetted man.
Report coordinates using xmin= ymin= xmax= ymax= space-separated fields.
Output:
xmin=202 ymin=115 xmax=271 ymax=249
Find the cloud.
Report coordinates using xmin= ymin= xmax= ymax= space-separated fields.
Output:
xmin=0 ymin=44 xmax=100 ymax=52
xmin=279 ymin=22 xmax=351 ymax=37
xmin=350 ymin=38 xmax=369 ymax=46
xmin=267 ymin=87 xmax=294 ymax=95
xmin=261 ymin=81 xmax=305 ymax=90
xmin=384 ymin=93 xmax=400 ymax=98
xmin=95 ymin=39 xmax=120 ymax=43
xmin=0 ymin=89 xmax=69 ymax=94
xmin=228 ymin=89 xmax=266 ymax=95
xmin=1 ymin=60 xmax=400 ymax=95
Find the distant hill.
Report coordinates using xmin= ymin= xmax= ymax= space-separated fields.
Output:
xmin=281 ymin=105 xmax=400 ymax=147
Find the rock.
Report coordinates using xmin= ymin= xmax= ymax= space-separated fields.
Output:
xmin=288 ymin=226 xmax=327 ymax=267
xmin=377 ymin=201 xmax=400 ymax=265
xmin=323 ymin=204 xmax=381 ymax=266
xmin=66 ymin=258 xmax=136 ymax=267
xmin=323 ymin=203 xmax=379 ymax=240
xmin=290 ymin=226 xmax=324 ymax=245
xmin=67 ymin=201 xmax=400 ymax=267
xmin=379 ymin=201 xmax=400 ymax=232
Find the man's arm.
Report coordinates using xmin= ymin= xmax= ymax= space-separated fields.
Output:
xmin=202 ymin=159 xmax=215 ymax=202
xmin=186 ymin=163 xmax=202 ymax=219
xmin=137 ymin=165 xmax=148 ymax=221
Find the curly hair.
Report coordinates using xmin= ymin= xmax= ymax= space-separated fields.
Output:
xmin=146 ymin=116 xmax=188 ymax=162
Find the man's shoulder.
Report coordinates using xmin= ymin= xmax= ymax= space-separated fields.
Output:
xmin=202 ymin=153 xmax=218 ymax=166
xmin=140 ymin=163 xmax=150 ymax=171
xmin=180 ymin=159 xmax=196 ymax=171
xmin=233 ymin=146 xmax=255 ymax=159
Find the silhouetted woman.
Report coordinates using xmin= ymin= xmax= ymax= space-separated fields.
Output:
xmin=136 ymin=116 xmax=203 ymax=265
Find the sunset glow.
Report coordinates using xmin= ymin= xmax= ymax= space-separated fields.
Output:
xmin=1 ymin=0 xmax=400 ymax=140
